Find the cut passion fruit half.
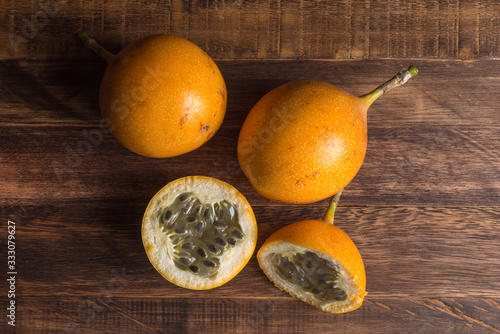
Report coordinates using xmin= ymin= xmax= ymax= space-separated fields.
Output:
xmin=142 ymin=176 xmax=257 ymax=290
xmin=257 ymin=190 xmax=366 ymax=313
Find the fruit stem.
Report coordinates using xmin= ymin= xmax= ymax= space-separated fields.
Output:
xmin=322 ymin=189 xmax=343 ymax=225
xmin=78 ymin=33 xmax=115 ymax=64
xmin=360 ymin=65 xmax=418 ymax=107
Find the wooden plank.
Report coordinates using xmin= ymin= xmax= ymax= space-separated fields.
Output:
xmin=204 ymin=0 xmax=282 ymax=60
xmin=3 ymin=0 xmax=500 ymax=60
xmin=278 ymin=0 xmax=301 ymax=58
xmin=300 ymin=0 xmax=350 ymax=59
xmin=3 ymin=203 xmax=500 ymax=298
xmin=1 ymin=59 xmax=499 ymax=127
xmin=350 ymin=0 xmax=370 ymax=59
xmin=437 ymin=0 xmax=460 ymax=58
xmin=10 ymin=296 xmax=500 ymax=333
xmin=1 ymin=1 xmax=498 ymax=333
xmin=458 ymin=0 xmax=480 ymax=59
xmin=478 ymin=1 xmax=500 ymax=58
xmin=1 ymin=123 xmax=499 ymax=206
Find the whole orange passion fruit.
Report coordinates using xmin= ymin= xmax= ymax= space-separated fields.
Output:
xmin=238 ymin=66 xmax=417 ymax=204
xmin=81 ymin=34 xmax=227 ymax=158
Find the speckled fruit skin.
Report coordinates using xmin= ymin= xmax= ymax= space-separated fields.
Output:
xmin=99 ymin=35 xmax=227 ymax=158
xmin=238 ymin=80 xmax=368 ymax=204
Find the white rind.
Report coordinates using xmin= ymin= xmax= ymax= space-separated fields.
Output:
xmin=142 ymin=176 xmax=257 ymax=290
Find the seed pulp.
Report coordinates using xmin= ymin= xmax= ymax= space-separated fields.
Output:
xmin=159 ymin=192 xmax=244 ymax=278
xmin=272 ymin=251 xmax=347 ymax=302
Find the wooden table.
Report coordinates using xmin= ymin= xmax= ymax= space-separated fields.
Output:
xmin=2 ymin=1 xmax=500 ymax=333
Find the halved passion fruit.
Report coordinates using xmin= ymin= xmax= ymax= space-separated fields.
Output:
xmin=142 ymin=176 xmax=257 ymax=290
xmin=257 ymin=190 xmax=366 ymax=313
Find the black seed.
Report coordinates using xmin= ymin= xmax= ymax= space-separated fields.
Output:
xmin=175 ymin=226 xmax=186 ymax=234
xmin=187 ymin=216 xmax=196 ymax=223
xmin=227 ymin=238 xmax=236 ymax=245
xmin=311 ymin=288 xmax=321 ymax=295
xmin=189 ymin=265 xmax=199 ymax=273
xmin=195 ymin=222 xmax=204 ymax=232
xmin=204 ymin=208 xmax=211 ymax=220
xmin=204 ymin=260 xmax=216 ymax=267
xmin=179 ymin=193 xmax=189 ymax=201
xmin=208 ymin=245 xmax=218 ymax=254
xmin=296 ymin=278 xmax=304 ymax=287
xmin=324 ymin=260 xmax=335 ymax=268
xmin=164 ymin=210 xmax=173 ymax=221
xmin=334 ymin=291 xmax=347 ymax=301
xmin=171 ymin=236 xmax=183 ymax=244
xmin=184 ymin=199 xmax=197 ymax=214
xmin=333 ymin=288 xmax=346 ymax=298
xmin=213 ymin=203 xmax=220 ymax=217
xmin=305 ymin=251 xmax=314 ymax=259
xmin=215 ymin=221 xmax=228 ymax=229
xmin=282 ymin=258 xmax=290 ymax=267
xmin=232 ymin=230 xmax=243 ymax=239
xmin=197 ymin=248 xmax=207 ymax=258
xmin=215 ymin=237 xmax=226 ymax=247
xmin=182 ymin=242 xmax=195 ymax=250
xmin=178 ymin=257 xmax=191 ymax=265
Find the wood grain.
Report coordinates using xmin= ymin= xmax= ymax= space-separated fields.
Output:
xmin=13 ymin=296 xmax=500 ymax=333
xmin=1 ymin=59 xmax=500 ymax=127
xmin=2 ymin=203 xmax=499 ymax=299
xmin=2 ymin=1 xmax=500 ymax=333
xmin=3 ymin=0 xmax=500 ymax=60
xmin=1 ymin=122 xmax=499 ymax=206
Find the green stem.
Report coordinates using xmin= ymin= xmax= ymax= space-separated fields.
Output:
xmin=360 ymin=65 xmax=418 ymax=107
xmin=78 ymin=33 xmax=115 ymax=64
xmin=322 ymin=189 xmax=343 ymax=225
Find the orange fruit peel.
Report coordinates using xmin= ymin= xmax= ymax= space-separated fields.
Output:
xmin=238 ymin=66 xmax=418 ymax=204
